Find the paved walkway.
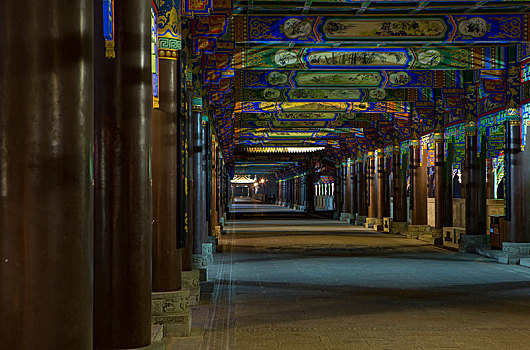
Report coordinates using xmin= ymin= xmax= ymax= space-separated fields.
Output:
xmin=168 ymin=199 xmax=530 ymax=350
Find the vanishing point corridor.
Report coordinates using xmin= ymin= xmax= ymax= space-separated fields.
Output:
xmin=5 ymin=2 xmax=530 ymax=349
xmin=168 ymin=198 xmax=530 ymax=350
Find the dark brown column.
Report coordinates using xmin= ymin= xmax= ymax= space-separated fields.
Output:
xmin=152 ymin=57 xmax=180 ymax=291
xmin=410 ymin=140 xmax=427 ymax=225
xmin=444 ymin=141 xmax=454 ymax=227
xmin=306 ymin=172 xmax=316 ymax=213
xmin=376 ymin=149 xmax=385 ymax=230
xmin=93 ymin=0 xmax=152 ymax=347
xmin=210 ymin=143 xmax=219 ymax=229
xmin=334 ymin=163 xmax=342 ymax=218
xmin=368 ymin=152 xmax=377 ymax=223
xmin=1 ymin=1 xmax=93 ymax=348
xmin=464 ymin=125 xmax=484 ymax=235
xmin=486 ymin=158 xmax=494 ymax=199
xmin=463 ymin=68 xmax=486 ymax=238
xmin=433 ymin=133 xmax=445 ymax=244
xmin=384 ymin=153 xmax=392 ymax=218
xmin=350 ymin=161 xmax=358 ymax=215
xmin=192 ymin=109 xmax=205 ymax=255
xmin=344 ymin=161 xmax=352 ymax=214
xmin=506 ymin=120 xmax=523 ymax=241
xmin=392 ymin=146 xmax=408 ymax=222
xmin=357 ymin=158 xmax=368 ymax=216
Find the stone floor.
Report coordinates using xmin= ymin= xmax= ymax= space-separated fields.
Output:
xmin=167 ymin=198 xmax=530 ymax=349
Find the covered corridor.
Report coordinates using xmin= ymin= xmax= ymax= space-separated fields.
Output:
xmin=3 ymin=1 xmax=530 ymax=349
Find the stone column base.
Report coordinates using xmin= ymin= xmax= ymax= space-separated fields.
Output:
xmin=355 ymin=215 xmax=367 ymax=226
xmin=374 ymin=218 xmax=383 ymax=231
xmin=498 ymin=242 xmax=530 ymax=265
xmin=207 ymin=236 xmax=218 ymax=253
xmin=192 ymin=254 xmax=209 ymax=281
xmin=391 ymin=221 xmax=408 ymax=234
xmin=365 ymin=217 xmax=376 ymax=229
xmin=202 ymin=243 xmax=214 ymax=265
xmin=212 ymin=225 xmax=221 ymax=238
xmin=459 ymin=235 xmax=490 ymax=253
xmin=181 ymin=270 xmax=200 ymax=306
xmin=383 ymin=217 xmax=392 ymax=233
xmin=406 ymin=225 xmax=431 ymax=239
xmin=429 ymin=228 xmax=444 ymax=245
xmin=152 ymin=289 xmax=191 ymax=337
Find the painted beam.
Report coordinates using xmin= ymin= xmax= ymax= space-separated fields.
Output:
xmin=238 ymin=87 xmax=424 ymax=102
xmin=235 ymin=46 xmax=504 ymax=70
xmin=235 ymin=101 xmax=408 ymax=113
xmin=238 ymin=69 xmax=457 ymax=89
xmin=234 ymin=15 xmax=526 ymax=44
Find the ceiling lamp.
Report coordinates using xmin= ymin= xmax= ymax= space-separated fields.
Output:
xmin=245 ymin=147 xmax=325 ymax=154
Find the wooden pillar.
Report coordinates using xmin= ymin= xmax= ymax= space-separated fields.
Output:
xmin=306 ymin=172 xmax=316 ymax=213
xmin=350 ymin=160 xmax=358 ymax=215
xmin=410 ymin=140 xmax=427 ymax=225
xmin=344 ymin=161 xmax=352 ymax=214
xmin=376 ymin=149 xmax=385 ymax=230
xmin=1 ymin=1 xmax=94 ymax=347
xmin=357 ymin=158 xmax=368 ymax=216
xmin=92 ymin=0 xmax=153 ymax=347
xmin=367 ymin=152 xmax=377 ymax=224
xmin=392 ymin=145 xmax=408 ymax=223
xmin=463 ymin=69 xmax=486 ymax=238
xmin=444 ymin=141 xmax=455 ymax=227
xmin=192 ymin=110 xmax=205 ymax=254
xmin=433 ymin=133 xmax=445 ymax=243
xmin=152 ymin=56 xmax=180 ymax=291
xmin=334 ymin=163 xmax=342 ymax=218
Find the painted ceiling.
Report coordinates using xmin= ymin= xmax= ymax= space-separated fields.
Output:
xmin=156 ymin=0 xmax=530 ymax=177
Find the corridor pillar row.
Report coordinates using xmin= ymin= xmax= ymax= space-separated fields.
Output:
xmin=1 ymin=1 xmax=94 ymax=348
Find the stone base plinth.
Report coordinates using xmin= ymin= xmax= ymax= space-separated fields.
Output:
xmin=382 ymin=217 xmax=392 ymax=232
xmin=497 ymin=242 xmax=530 ymax=265
xmin=391 ymin=221 xmax=408 ymax=234
xmin=429 ymin=228 xmax=444 ymax=245
xmin=152 ymin=290 xmax=191 ymax=337
xmin=212 ymin=225 xmax=221 ymax=238
xmin=340 ymin=213 xmax=354 ymax=221
xmin=406 ymin=225 xmax=431 ymax=239
xmin=459 ymin=235 xmax=490 ymax=253
xmin=520 ymin=258 xmax=530 ymax=268
xmin=181 ymin=270 xmax=200 ymax=306
xmin=355 ymin=215 xmax=367 ymax=226
xmin=374 ymin=218 xmax=383 ymax=231
xmin=365 ymin=217 xmax=376 ymax=229
xmin=202 ymin=243 xmax=214 ymax=265
xmin=192 ymin=254 xmax=209 ymax=281
xmin=208 ymin=236 xmax=218 ymax=253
